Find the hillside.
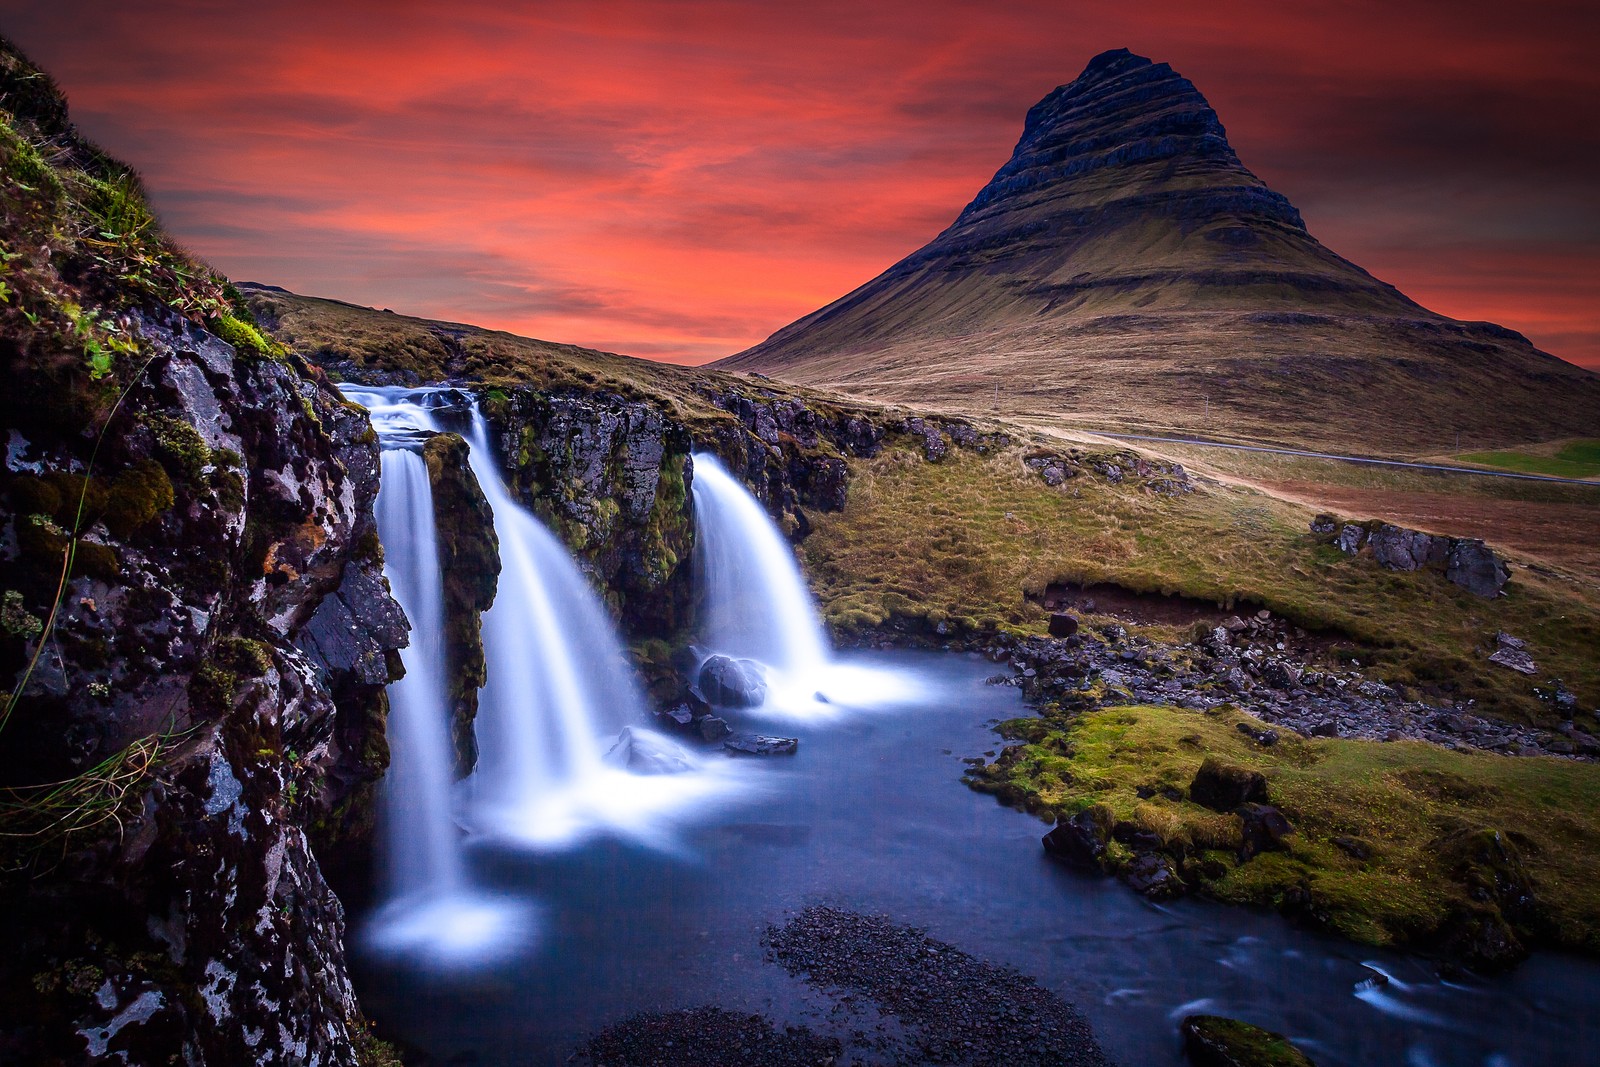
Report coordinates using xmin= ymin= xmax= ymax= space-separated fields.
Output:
xmin=717 ymin=49 xmax=1600 ymax=456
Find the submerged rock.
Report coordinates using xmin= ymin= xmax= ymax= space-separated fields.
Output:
xmin=723 ymin=734 xmax=799 ymax=756
xmin=1181 ymin=1014 xmax=1316 ymax=1066
xmin=605 ymin=727 xmax=696 ymax=775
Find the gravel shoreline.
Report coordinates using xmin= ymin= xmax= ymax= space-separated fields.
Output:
xmin=571 ymin=906 xmax=1113 ymax=1067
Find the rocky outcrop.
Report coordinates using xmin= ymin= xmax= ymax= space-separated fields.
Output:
xmin=423 ymin=432 xmax=498 ymax=774
xmin=1 ymin=316 xmax=402 ymax=1063
xmin=1181 ymin=1014 xmax=1316 ymax=1066
xmin=478 ymin=388 xmax=694 ymax=637
xmin=1311 ymin=514 xmax=1510 ymax=597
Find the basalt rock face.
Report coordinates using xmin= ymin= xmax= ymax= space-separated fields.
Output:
xmin=719 ymin=49 xmax=1600 ymax=454
xmin=423 ymin=432 xmax=498 ymax=775
xmin=478 ymin=388 xmax=694 ymax=638
xmin=1 ymin=319 xmax=402 ymax=1064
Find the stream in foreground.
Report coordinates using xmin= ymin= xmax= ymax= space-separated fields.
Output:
xmin=355 ymin=650 xmax=1600 ymax=1065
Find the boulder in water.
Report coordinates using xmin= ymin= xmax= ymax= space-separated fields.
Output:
xmin=698 ymin=715 xmax=733 ymax=742
xmin=697 ymin=654 xmax=769 ymax=707
xmin=724 ymin=734 xmax=798 ymax=756
xmin=605 ymin=727 xmax=697 ymax=775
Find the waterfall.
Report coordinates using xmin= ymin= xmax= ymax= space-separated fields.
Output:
xmin=690 ymin=451 xmax=921 ymax=713
xmin=348 ymin=387 xmax=529 ymax=962
xmin=690 ymin=453 xmax=830 ymax=698
xmin=460 ymin=408 xmax=701 ymax=844
xmin=374 ymin=446 xmax=465 ymax=902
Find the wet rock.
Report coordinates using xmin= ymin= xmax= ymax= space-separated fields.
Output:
xmin=1181 ymin=1014 xmax=1316 ymax=1066
xmin=723 ymin=733 xmax=798 ymax=756
xmin=697 ymin=716 xmax=733 ymax=742
xmin=1189 ymin=758 xmax=1269 ymax=812
xmin=1042 ymin=806 xmax=1113 ymax=870
xmin=1237 ymin=803 xmax=1294 ymax=859
xmin=696 ymin=654 xmax=769 ymax=707
xmin=1123 ymin=852 xmax=1186 ymax=900
xmin=660 ymin=703 xmax=696 ymax=728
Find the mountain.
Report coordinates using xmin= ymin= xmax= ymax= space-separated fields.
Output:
xmin=717 ymin=49 xmax=1600 ymax=455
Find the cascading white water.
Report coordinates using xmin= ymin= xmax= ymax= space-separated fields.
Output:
xmin=461 ymin=409 xmax=690 ymax=842
xmin=691 ymin=453 xmax=831 ymax=677
xmin=690 ymin=451 xmax=922 ymax=713
xmin=349 ymin=387 xmax=530 ymax=962
xmin=374 ymin=446 xmax=464 ymax=903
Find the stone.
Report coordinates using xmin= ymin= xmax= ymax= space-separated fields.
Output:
xmin=1260 ymin=660 xmax=1301 ymax=690
xmin=1368 ymin=524 xmax=1449 ymax=572
xmin=1041 ymin=806 xmax=1113 ymax=870
xmin=661 ymin=703 xmax=695 ymax=727
xmin=1189 ymin=758 xmax=1268 ymax=811
xmin=1447 ymin=540 xmax=1510 ymax=598
xmin=1048 ymin=612 xmax=1080 ymax=638
xmin=1336 ymin=524 xmax=1365 ymax=554
xmin=1237 ymin=803 xmax=1294 ymax=859
xmin=696 ymin=654 xmax=769 ymax=707
xmin=1181 ymin=1014 xmax=1316 ymax=1067
xmin=1488 ymin=647 xmax=1538 ymax=676
xmin=1331 ymin=836 xmax=1372 ymax=861
xmin=723 ymin=733 xmax=798 ymax=756
xmin=1309 ymin=514 xmax=1338 ymax=536
xmin=697 ymin=716 xmax=733 ymax=742
xmin=1123 ymin=853 xmax=1185 ymax=900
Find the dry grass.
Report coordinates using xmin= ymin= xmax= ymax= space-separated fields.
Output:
xmin=805 ymin=444 xmax=1600 ymax=724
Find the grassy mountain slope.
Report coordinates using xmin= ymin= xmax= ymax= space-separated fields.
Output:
xmin=717 ymin=50 xmax=1600 ymax=456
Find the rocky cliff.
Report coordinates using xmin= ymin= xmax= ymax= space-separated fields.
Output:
xmin=0 ymin=40 xmax=401 ymax=1064
xmin=718 ymin=49 xmax=1600 ymax=455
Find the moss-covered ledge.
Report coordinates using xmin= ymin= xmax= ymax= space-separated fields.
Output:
xmin=423 ymin=432 xmax=499 ymax=775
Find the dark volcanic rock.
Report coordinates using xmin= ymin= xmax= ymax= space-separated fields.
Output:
xmin=423 ymin=431 xmax=499 ymax=774
xmin=1042 ymin=805 xmax=1113 ymax=869
xmin=1189 ymin=758 xmax=1269 ymax=811
xmin=1237 ymin=803 xmax=1295 ymax=859
xmin=697 ymin=654 xmax=769 ymax=707
xmin=1123 ymin=852 xmax=1186 ymax=900
xmin=1048 ymin=612 xmax=1081 ymax=638
xmin=572 ymin=1005 xmax=841 ymax=1067
xmin=723 ymin=733 xmax=799 ymax=756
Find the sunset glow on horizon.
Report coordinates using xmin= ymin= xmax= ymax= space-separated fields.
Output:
xmin=3 ymin=1 xmax=1596 ymax=369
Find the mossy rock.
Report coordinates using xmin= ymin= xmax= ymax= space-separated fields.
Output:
xmin=1181 ymin=1015 xmax=1315 ymax=1067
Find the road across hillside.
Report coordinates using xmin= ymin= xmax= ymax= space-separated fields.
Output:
xmin=1086 ymin=432 xmax=1600 ymax=486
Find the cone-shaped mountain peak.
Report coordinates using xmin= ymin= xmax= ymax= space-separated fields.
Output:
xmin=717 ymin=51 xmax=1600 ymax=453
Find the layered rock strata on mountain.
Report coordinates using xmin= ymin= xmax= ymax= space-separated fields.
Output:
xmin=718 ymin=49 xmax=1600 ymax=453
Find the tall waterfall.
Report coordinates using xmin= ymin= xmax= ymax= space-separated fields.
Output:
xmin=460 ymin=409 xmax=712 ymax=845
xmin=351 ymin=388 xmax=528 ymax=963
xmin=374 ymin=446 xmax=464 ymax=903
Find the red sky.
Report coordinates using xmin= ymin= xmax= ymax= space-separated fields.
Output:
xmin=3 ymin=1 xmax=1597 ymax=369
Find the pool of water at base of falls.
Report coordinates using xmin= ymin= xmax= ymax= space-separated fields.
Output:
xmin=351 ymin=650 xmax=1600 ymax=1067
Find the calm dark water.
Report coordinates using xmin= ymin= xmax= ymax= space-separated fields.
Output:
xmin=354 ymin=650 xmax=1600 ymax=1066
